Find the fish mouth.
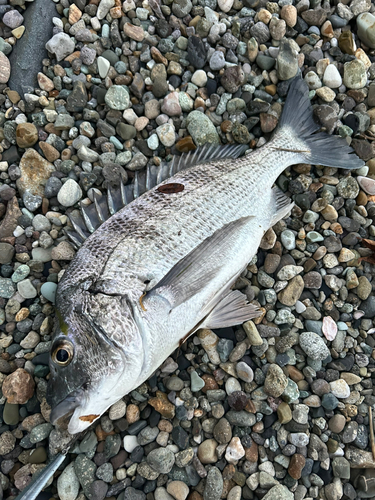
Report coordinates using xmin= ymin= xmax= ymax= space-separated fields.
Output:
xmin=50 ymin=389 xmax=83 ymax=427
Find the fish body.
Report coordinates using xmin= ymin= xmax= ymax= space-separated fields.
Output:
xmin=47 ymin=78 xmax=363 ymax=434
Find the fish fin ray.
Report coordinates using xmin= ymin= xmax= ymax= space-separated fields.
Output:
xmin=276 ymin=76 xmax=364 ymax=170
xmin=144 ymin=216 xmax=254 ymax=310
xmin=201 ymin=290 xmax=262 ymax=329
xmin=270 ymin=186 xmax=294 ymax=226
xmin=172 ymin=143 xmax=248 ymax=173
xmin=67 ymin=145 xmax=248 ymax=243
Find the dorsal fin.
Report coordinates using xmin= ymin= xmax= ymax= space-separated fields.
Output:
xmin=65 ymin=144 xmax=248 ymax=248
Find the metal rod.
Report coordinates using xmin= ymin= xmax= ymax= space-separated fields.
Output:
xmin=15 ymin=453 xmax=66 ymax=500
xmin=369 ymin=406 xmax=375 ymax=462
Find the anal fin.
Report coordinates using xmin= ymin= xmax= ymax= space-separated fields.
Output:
xmin=201 ymin=290 xmax=262 ymax=329
xmin=270 ymin=186 xmax=294 ymax=227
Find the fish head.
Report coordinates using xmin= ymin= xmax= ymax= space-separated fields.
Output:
xmin=47 ymin=294 xmax=144 ymax=434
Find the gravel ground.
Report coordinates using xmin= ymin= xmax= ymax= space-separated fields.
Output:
xmin=0 ymin=0 xmax=375 ymax=499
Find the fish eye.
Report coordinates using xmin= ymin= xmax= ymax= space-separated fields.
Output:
xmin=52 ymin=342 xmax=74 ymax=366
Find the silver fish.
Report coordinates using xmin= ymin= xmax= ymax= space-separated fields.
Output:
xmin=47 ymin=78 xmax=363 ymax=435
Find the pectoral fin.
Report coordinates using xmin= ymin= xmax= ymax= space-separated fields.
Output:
xmin=201 ymin=289 xmax=262 ymax=329
xmin=143 ymin=216 xmax=254 ymax=311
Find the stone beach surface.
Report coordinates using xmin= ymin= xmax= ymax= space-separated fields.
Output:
xmin=0 ymin=0 xmax=374 ymax=499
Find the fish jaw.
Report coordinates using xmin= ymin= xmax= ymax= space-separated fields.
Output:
xmin=49 ymin=364 xmax=134 ymax=434
xmin=66 ymin=379 xmax=127 ymax=434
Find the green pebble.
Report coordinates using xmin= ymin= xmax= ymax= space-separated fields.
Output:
xmin=3 ymin=402 xmax=19 ymax=425
xmin=11 ymin=265 xmax=30 ymax=283
xmin=190 ymin=371 xmax=205 ymax=392
xmin=110 ymin=136 xmax=123 ymax=150
xmin=40 ymin=282 xmax=57 ymax=304
xmin=306 ymin=231 xmax=324 ymax=243
xmin=27 ymin=446 xmax=47 ymax=464
xmin=34 ymin=365 xmax=50 ymax=378
xmin=281 ymin=379 xmax=300 ymax=403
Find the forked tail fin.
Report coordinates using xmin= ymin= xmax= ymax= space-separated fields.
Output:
xmin=276 ymin=77 xmax=364 ymax=170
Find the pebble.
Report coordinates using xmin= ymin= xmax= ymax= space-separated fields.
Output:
xmin=45 ymin=33 xmax=75 ymax=61
xmin=105 ymin=86 xmax=130 ymax=110
xmin=330 ymin=379 xmax=350 ymax=399
xmin=264 ymin=364 xmax=288 ymax=397
xmin=57 ymin=179 xmax=83 ymax=207
xmin=0 ymin=52 xmax=10 ymax=83
xmin=204 ymin=467 xmax=223 ymax=500
xmin=322 ymin=316 xmax=337 ymax=341
xmin=2 ymin=368 xmax=35 ymax=404
xmin=299 ymin=332 xmax=330 ymax=360
xmin=147 ymin=447 xmax=175 ymax=473
xmin=198 ymin=439 xmax=218 ymax=464
xmin=323 ymin=64 xmax=342 ymax=88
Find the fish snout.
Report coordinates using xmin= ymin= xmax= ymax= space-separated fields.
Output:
xmin=49 ymin=389 xmax=83 ymax=427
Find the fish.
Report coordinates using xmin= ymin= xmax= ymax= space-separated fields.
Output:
xmin=47 ymin=77 xmax=364 ymax=435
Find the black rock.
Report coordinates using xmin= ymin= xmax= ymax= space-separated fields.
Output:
xmin=66 ymin=81 xmax=88 ymax=113
xmin=361 ymin=295 xmax=375 ymax=319
xmin=317 ymin=466 xmax=333 ymax=485
xmin=130 ymin=446 xmax=144 ymax=463
xmin=187 ymin=36 xmax=206 ymax=69
xmin=169 ymin=75 xmax=181 ymax=89
xmin=8 ymin=0 xmax=56 ymax=97
xmin=343 ymin=113 xmax=360 ymax=135
xmin=327 ymin=353 xmax=354 ymax=371
xmin=171 ymin=426 xmax=189 ymax=449
xmin=127 ymin=420 xmax=147 ymax=435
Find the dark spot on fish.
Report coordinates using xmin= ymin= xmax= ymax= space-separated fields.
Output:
xmin=79 ymin=414 xmax=100 ymax=423
xmin=157 ymin=183 xmax=185 ymax=194
xmin=144 ymin=279 xmax=150 ymax=285
xmin=178 ymin=230 xmax=181 ymax=236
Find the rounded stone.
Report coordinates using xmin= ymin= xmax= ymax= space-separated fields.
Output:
xmin=2 ymin=368 xmax=35 ymax=404
xmin=264 ymin=364 xmax=288 ymax=397
xmin=330 ymin=379 xmax=350 ymax=399
xmin=323 ymin=64 xmax=342 ymax=89
xmin=3 ymin=401 xmax=19 ymax=425
xmin=343 ymin=59 xmax=367 ymax=89
xmin=16 ymin=123 xmax=38 ymax=148
xmin=329 ymin=414 xmax=346 ymax=433
xmin=197 ymin=438 xmax=218 ymax=464
xmin=57 ymin=179 xmax=83 ymax=207
xmin=213 ymin=418 xmax=232 ymax=444
xmin=191 ymin=69 xmax=207 ymax=87
xmin=204 ymin=466 xmax=223 ymax=500
xmin=146 ymin=447 xmax=175 ymax=473
xmin=299 ymin=332 xmax=330 ymax=361
xmin=167 ymin=481 xmax=189 ymax=500
xmin=40 ymin=282 xmax=57 ymax=304
xmin=186 ymin=111 xmax=219 ymax=146
xmin=57 ymin=462 xmax=80 ymax=500
xmin=104 ymin=85 xmax=130 ymax=110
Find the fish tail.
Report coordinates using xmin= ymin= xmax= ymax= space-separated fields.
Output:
xmin=274 ymin=77 xmax=364 ymax=170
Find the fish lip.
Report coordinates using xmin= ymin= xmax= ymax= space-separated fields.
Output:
xmin=50 ymin=389 xmax=83 ymax=425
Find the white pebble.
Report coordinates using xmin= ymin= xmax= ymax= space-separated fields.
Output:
xmin=124 ymin=435 xmax=139 ymax=452
xmin=225 ymin=437 xmax=245 ymax=463
xmin=323 ymin=64 xmax=342 ymax=89
xmin=330 ymin=379 xmax=350 ymax=399
xmin=191 ymin=70 xmax=207 ymax=87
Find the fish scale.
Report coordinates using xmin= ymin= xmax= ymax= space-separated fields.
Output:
xmin=47 ymin=78 xmax=364 ymax=437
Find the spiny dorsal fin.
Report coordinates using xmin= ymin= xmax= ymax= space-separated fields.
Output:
xmin=65 ymin=144 xmax=248 ymax=248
